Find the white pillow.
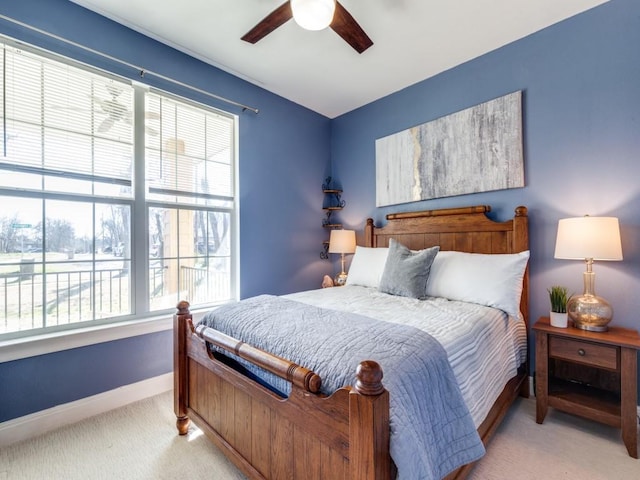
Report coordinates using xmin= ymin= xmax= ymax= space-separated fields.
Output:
xmin=345 ymin=246 xmax=389 ymax=288
xmin=425 ymin=250 xmax=530 ymax=318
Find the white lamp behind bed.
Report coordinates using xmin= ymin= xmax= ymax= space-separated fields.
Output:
xmin=328 ymin=229 xmax=356 ymax=286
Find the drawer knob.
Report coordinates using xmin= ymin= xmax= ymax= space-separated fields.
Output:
xmin=578 ymin=348 xmax=586 ymax=356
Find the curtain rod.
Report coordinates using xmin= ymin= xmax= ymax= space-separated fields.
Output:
xmin=0 ymin=13 xmax=260 ymax=114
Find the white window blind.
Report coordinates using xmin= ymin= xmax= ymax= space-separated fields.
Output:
xmin=145 ymin=92 xmax=234 ymax=208
xmin=0 ymin=43 xmax=134 ymax=198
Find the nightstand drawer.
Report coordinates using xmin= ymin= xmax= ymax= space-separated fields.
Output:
xmin=549 ymin=336 xmax=618 ymax=370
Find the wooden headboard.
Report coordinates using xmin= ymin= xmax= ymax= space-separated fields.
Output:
xmin=364 ymin=205 xmax=529 ymax=327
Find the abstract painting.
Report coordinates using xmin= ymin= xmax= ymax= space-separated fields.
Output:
xmin=375 ymin=91 xmax=524 ymax=207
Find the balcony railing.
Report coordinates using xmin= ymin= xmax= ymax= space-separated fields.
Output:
xmin=180 ymin=264 xmax=230 ymax=305
xmin=1 ymin=263 xmax=230 ymax=334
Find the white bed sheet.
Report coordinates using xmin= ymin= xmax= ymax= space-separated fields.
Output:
xmin=285 ymin=285 xmax=527 ymax=427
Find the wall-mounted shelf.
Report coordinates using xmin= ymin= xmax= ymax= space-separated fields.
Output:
xmin=321 ymin=177 xmax=346 ymax=259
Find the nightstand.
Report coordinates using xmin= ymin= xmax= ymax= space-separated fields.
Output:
xmin=534 ymin=317 xmax=640 ymax=458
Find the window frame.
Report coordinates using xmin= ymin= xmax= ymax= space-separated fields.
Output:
xmin=0 ymin=37 xmax=240 ymax=344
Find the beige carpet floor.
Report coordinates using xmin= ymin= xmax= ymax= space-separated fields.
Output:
xmin=1 ymin=391 xmax=638 ymax=479
xmin=468 ymin=397 xmax=639 ymax=479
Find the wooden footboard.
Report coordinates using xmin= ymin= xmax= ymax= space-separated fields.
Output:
xmin=174 ymin=301 xmax=392 ymax=480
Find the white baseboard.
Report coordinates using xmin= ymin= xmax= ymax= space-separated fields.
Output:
xmin=0 ymin=372 xmax=173 ymax=448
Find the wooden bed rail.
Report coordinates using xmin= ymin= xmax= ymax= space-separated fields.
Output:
xmin=194 ymin=322 xmax=323 ymax=394
xmin=176 ymin=300 xmax=323 ymax=394
xmin=385 ymin=204 xmax=491 ymax=220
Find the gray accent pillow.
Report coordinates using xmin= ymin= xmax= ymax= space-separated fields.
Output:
xmin=378 ymin=239 xmax=440 ymax=299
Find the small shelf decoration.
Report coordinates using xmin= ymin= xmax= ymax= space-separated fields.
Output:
xmin=320 ymin=176 xmax=346 ymax=259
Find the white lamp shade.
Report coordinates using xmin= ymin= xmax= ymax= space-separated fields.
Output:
xmin=328 ymin=229 xmax=356 ymax=254
xmin=554 ymin=216 xmax=623 ymax=261
xmin=291 ymin=0 xmax=336 ymax=30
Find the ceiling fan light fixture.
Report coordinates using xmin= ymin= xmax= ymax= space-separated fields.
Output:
xmin=291 ymin=0 xmax=336 ymax=31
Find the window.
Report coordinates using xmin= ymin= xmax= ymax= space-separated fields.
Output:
xmin=0 ymin=40 xmax=238 ymax=339
xmin=145 ymin=92 xmax=236 ymax=311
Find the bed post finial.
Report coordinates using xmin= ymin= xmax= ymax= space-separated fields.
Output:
xmin=515 ymin=205 xmax=528 ymax=217
xmin=176 ymin=300 xmax=190 ymax=315
xmin=355 ymin=360 xmax=385 ymax=396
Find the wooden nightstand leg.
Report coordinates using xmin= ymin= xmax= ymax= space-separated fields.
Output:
xmin=535 ymin=332 xmax=549 ymax=424
xmin=620 ymin=347 xmax=638 ymax=459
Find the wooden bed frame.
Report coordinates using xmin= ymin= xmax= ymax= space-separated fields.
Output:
xmin=174 ymin=205 xmax=530 ymax=480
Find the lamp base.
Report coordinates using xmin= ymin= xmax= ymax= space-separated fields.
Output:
xmin=334 ymin=272 xmax=348 ymax=286
xmin=567 ymin=293 xmax=613 ymax=332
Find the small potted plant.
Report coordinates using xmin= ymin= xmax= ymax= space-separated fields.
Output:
xmin=548 ymin=285 xmax=570 ymax=328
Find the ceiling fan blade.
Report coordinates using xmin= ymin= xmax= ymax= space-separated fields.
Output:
xmin=241 ymin=2 xmax=293 ymax=44
xmin=98 ymin=117 xmax=115 ymax=133
xmin=331 ymin=1 xmax=373 ymax=54
xmin=90 ymin=95 xmax=107 ymax=110
xmin=106 ymin=84 xmax=124 ymax=98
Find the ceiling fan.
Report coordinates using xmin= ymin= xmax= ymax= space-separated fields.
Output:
xmin=242 ymin=0 xmax=373 ymax=54
xmin=92 ymin=84 xmax=131 ymax=133
xmin=91 ymin=84 xmax=159 ymax=136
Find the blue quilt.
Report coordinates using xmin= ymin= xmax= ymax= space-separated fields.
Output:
xmin=200 ymin=295 xmax=484 ymax=479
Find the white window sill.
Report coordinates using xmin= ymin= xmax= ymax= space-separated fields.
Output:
xmin=0 ymin=309 xmax=209 ymax=363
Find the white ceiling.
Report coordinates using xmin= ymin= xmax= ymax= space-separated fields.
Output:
xmin=70 ymin=0 xmax=608 ymax=118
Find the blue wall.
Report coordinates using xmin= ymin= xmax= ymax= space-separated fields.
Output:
xmin=2 ymin=0 xmax=640 ymax=422
xmin=0 ymin=0 xmax=330 ymax=422
xmin=332 ymin=0 xmax=640 ymax=391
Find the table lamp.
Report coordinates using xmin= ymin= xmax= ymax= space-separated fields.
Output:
xmin=554 ymin=215 xmax=623 ymax=331
xmin=328 ymin=229 xmax=356 ymax=286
